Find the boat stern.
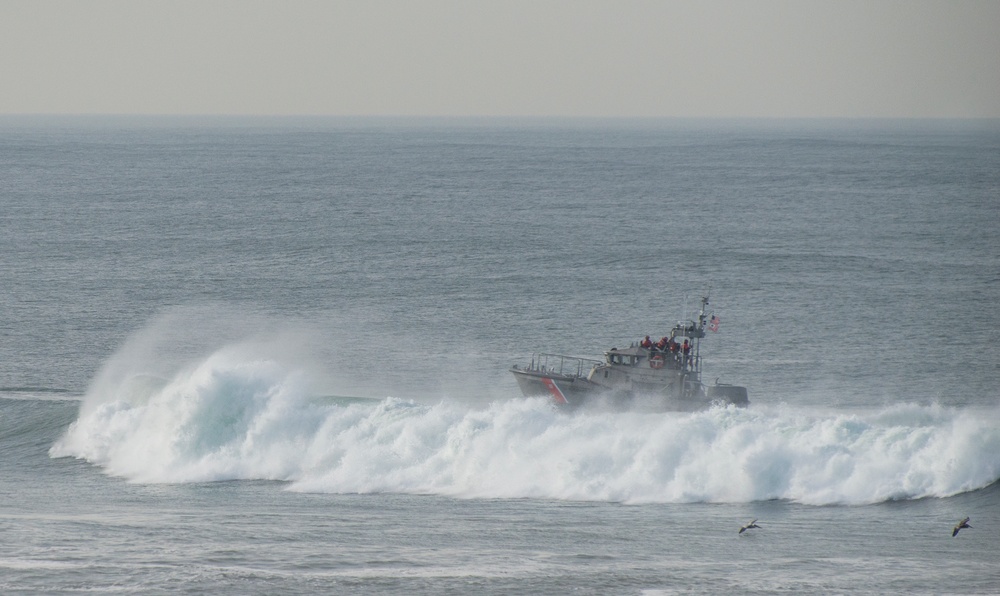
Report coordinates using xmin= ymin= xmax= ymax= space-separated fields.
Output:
xmin=706 ymin=383 xmax=749 ymax=407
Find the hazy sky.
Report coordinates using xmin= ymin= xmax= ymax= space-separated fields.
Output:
xmin=2 ymin=0 xmax=998 ymax=118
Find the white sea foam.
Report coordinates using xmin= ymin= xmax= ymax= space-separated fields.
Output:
xmin=51 ymin=346 xmax=1000 ymax=505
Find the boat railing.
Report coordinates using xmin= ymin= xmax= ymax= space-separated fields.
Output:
xmin=515 ymin=353 xmax=603 ymax=379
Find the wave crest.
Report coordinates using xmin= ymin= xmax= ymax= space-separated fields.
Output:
xmin=51 ymin=349 xmax=1000 ymax=505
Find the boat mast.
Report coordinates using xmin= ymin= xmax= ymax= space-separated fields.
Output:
xmin=694 ymin=293 xmax=710 ymax=377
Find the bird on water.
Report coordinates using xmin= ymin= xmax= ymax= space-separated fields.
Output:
xmin=952 ymin=517 xmax=971 ymax=537
xmin=739 ymin=519 xmax=761 ymax=534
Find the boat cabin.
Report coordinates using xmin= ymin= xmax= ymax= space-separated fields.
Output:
xmin=605 ymin=347 xmax=646 ymax=366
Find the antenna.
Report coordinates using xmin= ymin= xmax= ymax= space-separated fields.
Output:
xmin=699 ymin=291 xmax=711 ymax=324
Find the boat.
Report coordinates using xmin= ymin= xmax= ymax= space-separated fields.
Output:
xmin=510 ymin=296 xmax=748 ymax=411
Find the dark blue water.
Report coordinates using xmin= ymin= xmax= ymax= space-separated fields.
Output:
xmin=1 ymin=117 xmax=998 ymax=593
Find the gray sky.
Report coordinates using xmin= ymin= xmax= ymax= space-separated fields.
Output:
xmin=2 ymin=0 xmax=998 ymax=118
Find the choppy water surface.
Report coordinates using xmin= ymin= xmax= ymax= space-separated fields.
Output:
xmin=1 ymin=118 xmax=998 ymax=594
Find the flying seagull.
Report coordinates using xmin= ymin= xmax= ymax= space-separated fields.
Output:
xmin=739 ymin=519 xmax=761 ymax=534
xmin=952 ymin=517 xmax=971 ymax=537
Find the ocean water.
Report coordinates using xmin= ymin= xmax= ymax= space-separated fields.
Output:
xmin=1 ymin=117 xmax=999 ymax=594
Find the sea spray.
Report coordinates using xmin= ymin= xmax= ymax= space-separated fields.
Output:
xmin=51 ymin=347 xmax=1000 ymax=504
xmin=51 ymin=345 xmax=325 ymax=483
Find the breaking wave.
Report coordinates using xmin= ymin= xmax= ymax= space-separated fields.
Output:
xmin=51 ymin=345 xmax=1000 ymax=506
